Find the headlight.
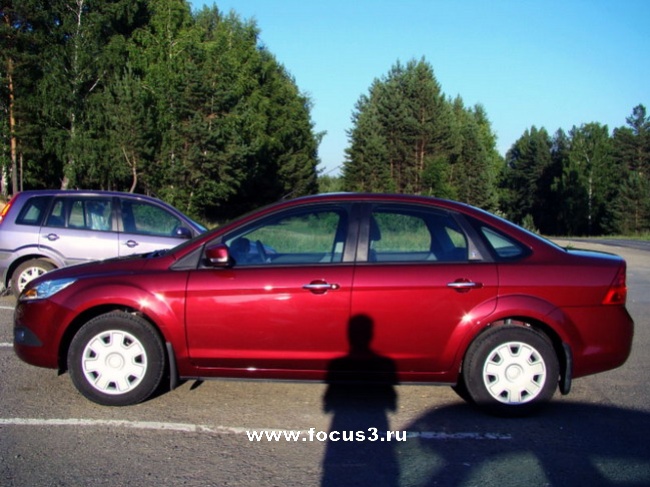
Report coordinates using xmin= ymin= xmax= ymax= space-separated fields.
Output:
xmin=20 ymin=278 xmax=77 ymax=301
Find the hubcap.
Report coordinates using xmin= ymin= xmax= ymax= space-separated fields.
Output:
xmin=81 ymin=330 xmax=148 ymax=395
xmin=482 ymin=341 xmax=547 ymax=404
xmin=18 ymin=267 xmax=47 ymax=292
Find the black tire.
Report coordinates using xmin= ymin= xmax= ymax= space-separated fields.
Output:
xmin=68 ymin=312 xmax=165 ymax=406
xmin=460 ymin=325 xmax=559 ymax=416
xmin=451 ymin=374 xmax=474 ymax=404
xmin=11 ymin=259 xmax=55 ymax=297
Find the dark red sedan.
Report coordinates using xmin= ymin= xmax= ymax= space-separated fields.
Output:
xmin=13 ymin=193 xmax=634 ymax=415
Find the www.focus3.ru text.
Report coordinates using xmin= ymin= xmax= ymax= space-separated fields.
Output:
xmin=246 ymin=427 xmax=407 ymax=442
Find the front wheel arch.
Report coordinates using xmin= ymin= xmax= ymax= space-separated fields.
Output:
xmin=67 ymin=311 xmax=166 ymax=406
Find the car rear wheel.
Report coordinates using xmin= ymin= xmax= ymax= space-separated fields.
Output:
xmin=460 ymin=325 xmax=559 ymax=416
xmin=68 ymin=312 xmax=165 ymax=406
xmin=11 ymin=259 xmax=55 ymax=297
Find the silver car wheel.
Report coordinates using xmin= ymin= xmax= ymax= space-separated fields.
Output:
xmin=12 ymin=259 xmax=55 ymax=296
xmin=482 ymin=341 xmax=547 ymax=404
xmin=81 ymin=329 xmax=148 ymax=395
xmin=18 ymin=266 xmax=46 ymax=289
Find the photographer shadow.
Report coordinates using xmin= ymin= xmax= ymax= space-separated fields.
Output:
xmin=321 ymin=314 xmax=400 ymax=487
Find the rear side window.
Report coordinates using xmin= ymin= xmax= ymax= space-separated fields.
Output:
xmin=369 ymin=207 xmax=469 ymax=262
xmin=60 ymin=198 xmax=114 ymax=231
xmin=16 ymin=196 xmax=51 ymax=226
xmin=480 ymin=226 xmax=527 ymax=260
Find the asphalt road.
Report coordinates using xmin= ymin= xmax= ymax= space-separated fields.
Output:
xmin=1 ymin=240 xmax=649 ymax=486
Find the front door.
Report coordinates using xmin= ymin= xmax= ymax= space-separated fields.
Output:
xmin=185 ymin=205 xmax=355 ymax=377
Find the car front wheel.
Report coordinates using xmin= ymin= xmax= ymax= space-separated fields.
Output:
xmin=68 ymin=312 xmax=165 ymax=406
xmin=460 ymin=325 xmax=559 ymax=416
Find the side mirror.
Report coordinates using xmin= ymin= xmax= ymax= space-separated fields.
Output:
xmin=205 ymin=244 xmax=231 ymax=267
xmin=174 ymin=226 xmax=193 ymax=239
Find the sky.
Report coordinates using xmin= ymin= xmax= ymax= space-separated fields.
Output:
xmin=189 ymin=0 xmax=650 ymax=176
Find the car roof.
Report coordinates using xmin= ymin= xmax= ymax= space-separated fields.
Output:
xmin=15 ymin=189 xmax=165 ymax=202
xmin=273 ymin=192 xmax=477 ymax=214
xmin=9 ymin=189 xmax=206 ymax=232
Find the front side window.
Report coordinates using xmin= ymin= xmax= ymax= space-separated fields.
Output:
xmin=224 ymin=208 xmax=347 ymax=265
xmin=368 ymin=207 xmax=468 ymax=262
xmin=120 ymin=200 xmax=182 ymax=237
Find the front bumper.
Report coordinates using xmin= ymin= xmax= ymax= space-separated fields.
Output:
xmin=13 ymin=299 xmax=66 ymax=369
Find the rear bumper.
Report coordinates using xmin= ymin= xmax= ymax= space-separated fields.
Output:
xmin=564 ymin=305 xmax=634 ymax=378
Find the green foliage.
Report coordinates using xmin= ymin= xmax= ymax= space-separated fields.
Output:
xmin=1 ymin=1 xmax=320 ymax=222
xmin=318 ymin=174 xmax=343 ymax=193
xmin=342 ymin=59 xmax=501 ymax=208
xmin=501 ymin=126 xmax=554 ymax=229
xmin=500 ymin=106 xmax=650 ymax=236
xmin=342 ymin=61 xmax=649 ymax=237
xmin=2 ymin=3 xmax=648 ymax=235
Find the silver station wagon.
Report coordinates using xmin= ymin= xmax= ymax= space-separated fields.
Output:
xmin=0 ymin=190 xmax=205 ymax=296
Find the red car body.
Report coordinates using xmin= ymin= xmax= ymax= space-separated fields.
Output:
xmin=13 ymin=194 xmax=634 ymax=414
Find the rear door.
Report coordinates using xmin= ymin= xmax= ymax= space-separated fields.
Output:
xmin=350 ymin=203 xmax=499 ymax=377
xmin=39 ymin=196 xmax=118 ymax=265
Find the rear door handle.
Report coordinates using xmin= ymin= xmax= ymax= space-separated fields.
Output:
xmin=46 ymin=233 xmax=59 ymax=241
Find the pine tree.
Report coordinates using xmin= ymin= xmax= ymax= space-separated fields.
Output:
xmin=343 ymin=90 xmax=392 ymax=192
xmin=611 ymin=105 xmax=650 ymax=233
xmin=343 ymin=59 xmax=460 ymax=196
xmin=1 ymin=0 xmax=52 ymax=195
xmin=501 ymin=127 xmax=553 ymax=228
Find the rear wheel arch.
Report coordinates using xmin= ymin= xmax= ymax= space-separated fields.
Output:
xmin=459 ymin=307 xmax=572 ymax=386
xmin=455 ymin=319 xmax=565 ymax=415
xmin=8 ymin=256 xmax=58 ymax=295
xmin=496 ymin=318 xmax=572 ymax=394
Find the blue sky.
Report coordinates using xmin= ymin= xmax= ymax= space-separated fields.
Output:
xmin=189 ymin=1 xmax=650 ymax=175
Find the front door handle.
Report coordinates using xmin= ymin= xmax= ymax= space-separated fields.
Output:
xmin=125 ymin=240 xmax=139 ymax=248
xmin=303 ymin=280 xmax=340 ymax=294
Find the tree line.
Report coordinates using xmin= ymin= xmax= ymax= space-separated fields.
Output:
xmin=342 ymin=59 xmax=650 ymax=236
xmin=2 ymin=0 xmax=319 ymax=222
xmin=2 ymin=2 xmax=649 ymax=234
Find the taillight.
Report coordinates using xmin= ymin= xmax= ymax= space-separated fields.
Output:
xmin=602 ymin=266 xmax=627 ymax=305
xmin=0 ymin=195 xmax=17 ymax=224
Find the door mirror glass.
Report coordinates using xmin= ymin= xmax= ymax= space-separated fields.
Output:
xmin=205 ymin=244 xmax=231 ymax=267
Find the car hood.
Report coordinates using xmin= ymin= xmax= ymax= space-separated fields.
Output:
xmin=29 ymin=252 xmax=171 ymax=287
